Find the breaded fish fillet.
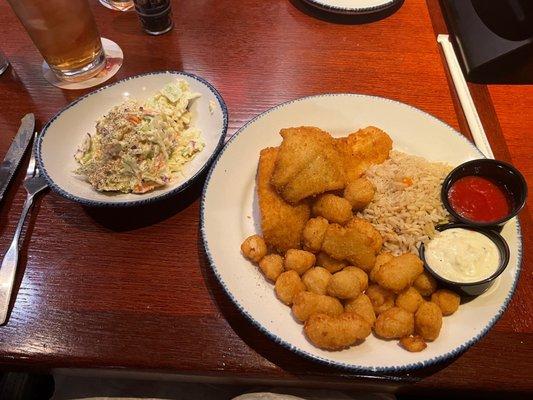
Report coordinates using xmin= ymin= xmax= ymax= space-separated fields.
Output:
xmin=258 ymin=147 xmax=310 ymax=253
xmin=271 ymin=127 xmax=345 ymax=204
xmin=336 ymin=126 xmax=393 ymax=183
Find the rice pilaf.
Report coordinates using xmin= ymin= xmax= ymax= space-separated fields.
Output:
xmin=357 ymin=150 xmax=453 ymax=255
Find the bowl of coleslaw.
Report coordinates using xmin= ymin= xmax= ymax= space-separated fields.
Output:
xmin=36 ymin=71 xmax=228 ymax=207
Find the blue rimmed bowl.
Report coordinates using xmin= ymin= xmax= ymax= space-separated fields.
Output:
xmin=301 ymin=0 xmax=402 ymax=15
xmin=36 ymin=71 xmax=228 ymax=207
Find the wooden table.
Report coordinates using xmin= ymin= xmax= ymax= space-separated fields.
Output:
xmin=0 ymin=0 xmax=531 ymax=397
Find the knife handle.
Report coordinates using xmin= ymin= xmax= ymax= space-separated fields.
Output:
xmin=0 ymin=194 xmax=34 ymax=325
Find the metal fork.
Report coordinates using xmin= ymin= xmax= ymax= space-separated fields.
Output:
xmin=0 ymin=134 xmax=48 ymax=325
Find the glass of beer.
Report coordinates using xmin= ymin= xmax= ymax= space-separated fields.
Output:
xmin=99 ymin=0 xmax=134 ymax=12
xmin=7 ymin=0 xmax=106 ymax=82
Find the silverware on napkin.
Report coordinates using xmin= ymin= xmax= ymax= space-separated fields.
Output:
xmin=0 ymin=114 xmax=36 ymax=205
xmin=0 ymin=133 xmax=48 ymax=325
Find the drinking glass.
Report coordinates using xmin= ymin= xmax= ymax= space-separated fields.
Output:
xmin=0 ymin=50 xmax=9 ymax=76
xmin=134 ymin=0 xmax=173 ymax=35
xmin=6 ymin=0 xmax=106 ymax=82
xmin=99 ymin=0 xmax=134 ymax=12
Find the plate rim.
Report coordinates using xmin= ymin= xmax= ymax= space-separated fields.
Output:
xmin=200 ymin=93 xmax=523 ymax=373
xmin=36 ymin=70 xmax=228 ymax=208
xmin=301 ymin=0 xmax=402 ymax=15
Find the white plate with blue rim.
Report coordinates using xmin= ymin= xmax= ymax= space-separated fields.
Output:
xmin=36 ymin=71 xmax=228 ymax=207
xmin=301 ymin=0 xmax=403 ymax=15
xmin=201 ymin=94 xmax=522 ymax=373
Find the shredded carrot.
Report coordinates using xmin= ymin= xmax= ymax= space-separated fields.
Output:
xmin=126 ymin=115 xmax=141 ymax=124
xmin=402 ymin=177 xmax=413 ymax=186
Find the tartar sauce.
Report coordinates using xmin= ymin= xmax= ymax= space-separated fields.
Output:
xmin=425 ymin=228 xmax=500 ymax=283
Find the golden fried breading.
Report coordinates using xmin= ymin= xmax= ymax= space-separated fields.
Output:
xmin=415 ymin=301 xmax=443 ymax=341
xmin=374 ymin=253 xmax=424 ymax=293
xmin=302 ymin=267 xmax=332 ymax=295
xmin=316 ymin=252 xmax=347 ymax=273
xmin=344 ymin=266 xmax=369 ymax=291
xmin=271 ymin=127 xmax=345 ymax=204
xmin=344 ymin=293 xmax=376 ymax=326
xmin=396 ymin=287 xmax=424 ymax=313
xmin=327 ymin=268 xmax=363 ymax=299
xmin=346 ymin=218 xmax=383 ymax=255
xmin=343 ymin=178 xmax=375 ymax=210
xmin=312 ymin=194 xmax=353 ymax=225
xmin=275 ymin=270 xmax=306 ymax=306
xmin=292 ymin=292 xmax=343 ymax=322
xmin=302 ymin=217 xmax=329 ymax=253
xmin=284 ymin=249 xmax=316 ymax=276
xmin=241 ymin=235 xmax=267 ymax=263
xmin=400 ymin=335 xmax=427 ymax=352
xmin=321 ymin=224 xmax=376 ymax=270
xmin=413 ymin=272 xmax=438 ymax=297
xmin=304 ymin=312 xmax=372 ymax=350
xmin=366 ymin=284 xmax=396 ymax=315
xmin=370 ymin=252 xmax=394 ymax=282
xmin=259 ymin=254 xmax=284 ymax=282
xmin=336 ymin=126 xmax=393 ymax=183
xmin=431 ymin=289 xmax=460 ymax=316
xmin=374 ymin=307 xmax=414 ymax=339
xmin=257 ymin=148 xmax=310 ymax=253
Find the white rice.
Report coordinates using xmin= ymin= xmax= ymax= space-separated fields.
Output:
xmin=357 ymin=150 xmax=453 ymax=255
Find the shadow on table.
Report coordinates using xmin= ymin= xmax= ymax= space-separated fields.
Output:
xmin=197 ymin=243 xmax=458 ymax=384
xmin=289 ymin=0 xmax=405 ymax=25
xmin=81 ymin=172 xmax=205 ymax=232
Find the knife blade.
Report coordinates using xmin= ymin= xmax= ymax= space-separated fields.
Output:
xmin=0 ymin=113 xmax=35 ymax=204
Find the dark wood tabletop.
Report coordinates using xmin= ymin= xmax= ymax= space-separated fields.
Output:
xmin=0 ymin=0 xmax=531 ymax=397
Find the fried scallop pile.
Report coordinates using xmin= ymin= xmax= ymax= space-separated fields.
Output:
xmin=241 ymin=126 xmax=461 ymax=352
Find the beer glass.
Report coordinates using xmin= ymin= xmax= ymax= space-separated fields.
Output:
xmin=99 ymin=0 xmax=134 ymax=12
xmin=7 ymin=0 xmax=106 ymax=82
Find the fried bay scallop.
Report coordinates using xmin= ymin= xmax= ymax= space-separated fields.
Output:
xmin=374 ymin=253 xmax=424 ymax=293
xmin=292 ymin=291 xmax=343 ymax=322
xmin=344 ymin=293 xmax=376 ymax=326
xmin=374 ymin=307 xmax=414 ymax=339
xmin=321 ymin=223 xmax=377 ymax=271
xmin=304 ymin=312 xmax=372 ymax=350
xmin=271 ymin=127 xmax=345 ymax=204
xmin=302 ymin=216 xmax=329 ymax=253
xmin=257 ymin=147 xmax=310 ymax=253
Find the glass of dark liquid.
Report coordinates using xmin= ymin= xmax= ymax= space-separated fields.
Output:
xmin=133 ymin=0 xmax=173 ymax=35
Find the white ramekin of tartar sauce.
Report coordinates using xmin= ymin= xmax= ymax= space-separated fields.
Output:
xmin=421 ymin=226 xmax=510 ymax=296
xmin=424 ymin=228 xmax=501 ymax=283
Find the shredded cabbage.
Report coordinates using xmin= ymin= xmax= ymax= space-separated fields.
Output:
xmin=75 ymin=80 xmax=204 ymax=193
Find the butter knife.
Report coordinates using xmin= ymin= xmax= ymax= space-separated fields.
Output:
xmin=0 ymin=114 xmax=36 ymax=204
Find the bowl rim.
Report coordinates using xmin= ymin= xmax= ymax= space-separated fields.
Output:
xmin=301 ymin=0 xmax=402 ymax=15
xmin=419 ymin=223 xmax=510 ymax=287
xmin=35 ymin=70 xmax=229 ymax=208
xmin=440 ymin=158 xmax=528 ymax=226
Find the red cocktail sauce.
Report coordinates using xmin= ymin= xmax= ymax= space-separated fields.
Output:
xmin=447 ymin=176 xmax=511 ymax=223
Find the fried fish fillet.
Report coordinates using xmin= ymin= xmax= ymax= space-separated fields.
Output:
xmin=336 ymin=126 xmax=393 ymax=183
xmin=271 ymin=127 xmax=345 ymax=204
xmin=257 ymin=147 xmax=310 ymax=253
